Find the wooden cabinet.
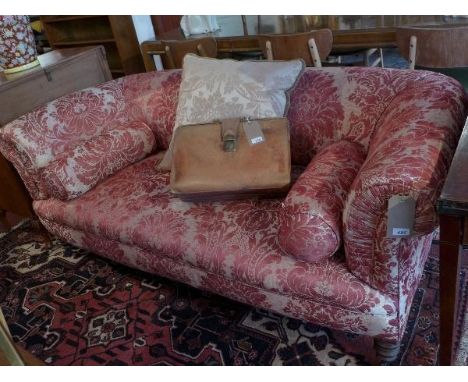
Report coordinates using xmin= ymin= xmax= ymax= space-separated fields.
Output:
xmin=0 ymin=46 xmax=112 ymax=125
xmin=0 ymin=156 xmax=33 ymax=221
xmin=151 ymin=16 xmax=182 ymax=36
xmin=0 ymin=46 xmax=113 ymax=222
xmin=41 ymin=15 xmax=145 ymax=78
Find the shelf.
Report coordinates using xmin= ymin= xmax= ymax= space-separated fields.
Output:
xmin=53 ymin=39 xmax=116 ymax=47
xmin=110 ymin=69 xmax=126 ymax=78
xmin=40 ymin=15 xmax=145 ymax=76
xmin=42 ymin=16 xmax=114 ymax=45
xmin=40 ymin=16 xmax=103 ymax=23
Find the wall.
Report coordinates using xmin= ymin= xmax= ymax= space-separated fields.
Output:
xmin=131 ymin=15 xmax=163 ymax=70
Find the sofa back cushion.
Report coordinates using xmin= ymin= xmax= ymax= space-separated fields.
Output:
xmin=39 ymin=121 xmax=155 ymax=200
xmin=287 ymin=68 xmax=417 ymax=165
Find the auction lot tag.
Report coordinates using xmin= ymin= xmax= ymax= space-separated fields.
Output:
xmin=387 ymin=195 xmax=416 ymax=238
xmin=243 ymin=120 xmax=266 ymax=145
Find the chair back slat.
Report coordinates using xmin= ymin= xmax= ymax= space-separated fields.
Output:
xmin=162 ymin=37 xmax=218 ymax=69
xmin=396 ymin=26 xmax=468 ymax=68
xmin=257 ymin=29 xmax=333 ymax=66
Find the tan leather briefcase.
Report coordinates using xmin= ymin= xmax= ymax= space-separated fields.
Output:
xmin=170 ymin=117 xmax=291 ymax=201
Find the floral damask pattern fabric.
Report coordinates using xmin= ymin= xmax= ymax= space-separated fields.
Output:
xmin=2 ymin=80 xmax=129 ymax=170
xmin=174 ymin=55 xmax=304 ymax=127
xmin=1 ymin=66 xmax=467 ymax=344
xmin=0 ymin=70 xmax=180 ymax=200
xmin=343 ymin=75 xmax=467 ymax=296
xmin=39 ymin=121 xmax=155 ymax=200
xmin=32 ymin=155 xmax=397 ymax=330
xmin=38 ymin=208 xmax=399 ymax=340
xmin=278 ymin=140 xmax=366 ymax=263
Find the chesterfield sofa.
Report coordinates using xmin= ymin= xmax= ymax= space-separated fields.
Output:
xmin=1 ymin=67 xmax=467 ymax=362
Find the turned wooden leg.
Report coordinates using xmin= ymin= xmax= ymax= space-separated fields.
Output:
xmin=374 ymin=339 xmax=401 ymax=363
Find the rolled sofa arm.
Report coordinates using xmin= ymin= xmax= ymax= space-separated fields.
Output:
xmin=343 ymin=77 xmax=467 ymax=296
xmin=0 ymin=70 xmax=181 ymax=201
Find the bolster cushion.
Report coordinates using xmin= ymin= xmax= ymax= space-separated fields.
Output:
xmin=40 ymin=121 xmax=155 ymax=200
xmin=278 ymin=140 xmax=366 ymax=263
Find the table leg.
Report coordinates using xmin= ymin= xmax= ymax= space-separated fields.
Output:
xmin=439 ymin=214 xmax=463 ymax=365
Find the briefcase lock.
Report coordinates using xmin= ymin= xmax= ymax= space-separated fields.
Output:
xmin=223 ymin=135 xmax=237 ymax=152
xmin=221 ymin=118 xmax=241 ymax=152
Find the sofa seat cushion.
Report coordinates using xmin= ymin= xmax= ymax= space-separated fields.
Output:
xmin=278 ymin=140 xmax=366 ymax=263
xmin=33 ymin=154 xmax=396 ymax=316
xmin=39 ymin=121 xmax=155 ymax=200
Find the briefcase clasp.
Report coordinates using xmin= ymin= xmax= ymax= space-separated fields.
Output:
xmin=221 ymin=118 xmax=241 ymax=152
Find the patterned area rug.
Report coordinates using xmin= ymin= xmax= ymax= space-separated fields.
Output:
xmin=0 ymin=221 xmax=467 ymax=366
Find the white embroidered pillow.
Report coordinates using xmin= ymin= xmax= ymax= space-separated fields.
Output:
xmin=158 ymin=54 xmax=304 ymax=170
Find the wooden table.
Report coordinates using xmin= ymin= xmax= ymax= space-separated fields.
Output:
xmin=142 ymin=15 xmax=468 ymax=71
xmin=437 ymin=117 xmax=468 ymax=365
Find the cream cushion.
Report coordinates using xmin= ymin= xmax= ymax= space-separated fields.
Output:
xmin=158 ymin=54 xmax=304 ymax=170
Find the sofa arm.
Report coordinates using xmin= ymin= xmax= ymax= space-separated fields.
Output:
xmin=0 ymin=70 xmax=181 ymax=201
xmin=278 ymin=140 xmax=366 ymax=263
xmin=343 ymin=81 xmax=467 ymax=296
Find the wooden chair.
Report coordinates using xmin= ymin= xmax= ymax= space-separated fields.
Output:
xmin=257 ymin=29 xmax=333 ymax=67
xmin=364 ymin=48 xmax=384 ymax=67
xmin=141 ymin=37 xmax=217 ymax=71
xmin=396 ymin=26 xmax=468 ymax=70
xmin=241 ymin=15 xmax=249 ymax=35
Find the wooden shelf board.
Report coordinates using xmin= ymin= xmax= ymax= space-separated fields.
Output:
xmin=40 ymin=15 xmax=145 ymax=75
xmin=41 ymin=15 xmax=104 ymax=23
xmin=52 ymin=39 xmax=116 ymax=47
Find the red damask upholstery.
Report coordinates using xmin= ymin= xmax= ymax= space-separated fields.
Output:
xmin=33 ymin=154 xmax=399 ymax=339
xmin=0 ymin=70 xmax=180 ymax=200
xmin=278 ymin=140 xmax=366 ymax=263
xmin=0 ymin=67 xmax=467 ymax=346
xmin=343 ymin=79 xmax=465 ymax=296
xmin=40 ymin=121 xmax=155 ymax=200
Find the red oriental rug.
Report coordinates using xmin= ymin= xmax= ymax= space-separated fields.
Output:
xmin=0 ymin=221 xmax=467 ymax=365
